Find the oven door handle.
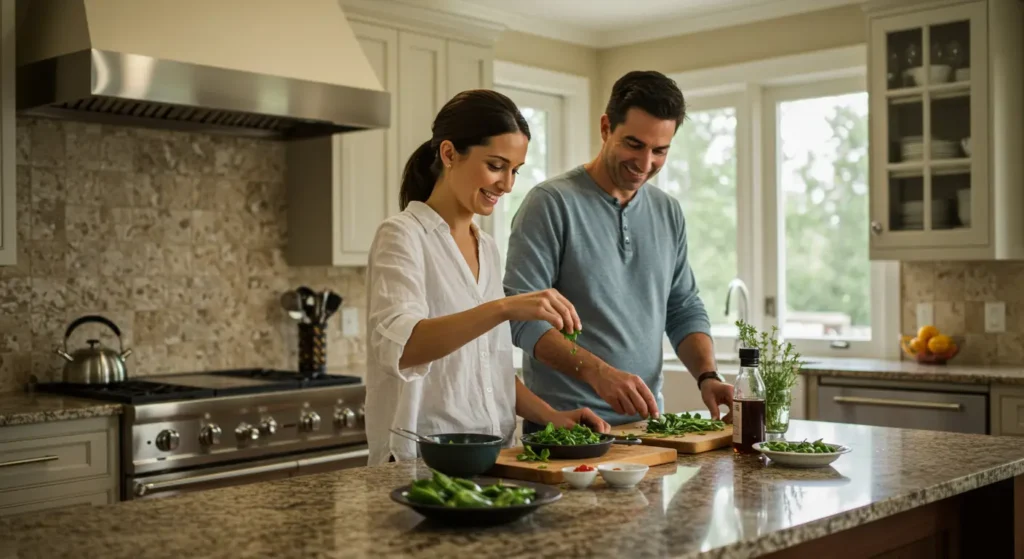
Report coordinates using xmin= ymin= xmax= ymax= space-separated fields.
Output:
xmin=296 ymin=447 xmax=369 ymax=468
xmin=134 ymin=460 xmax=297 ymax=497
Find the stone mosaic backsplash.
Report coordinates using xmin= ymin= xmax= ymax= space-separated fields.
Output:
xmin=901 ymin=261 xmax=1024 ymax=365
xmin=0 ymin=118 xmax=367 ymax=393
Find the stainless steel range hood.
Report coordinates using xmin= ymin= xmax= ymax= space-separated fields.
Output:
xmin=15 ymin=0 xmax=390 ymax=139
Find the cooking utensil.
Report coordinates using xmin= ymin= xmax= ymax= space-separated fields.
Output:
xmin=296 ymin=286 xmax=318 ymax=323
xmin=389 ymin=427 xmax=436 ymax=444
xmin=487 ymin=444 xmax=677 ymax=484
xmin=280 ymin=291 xmax=305 ymax=323
xmin=418 ymin=433 xmax=504 ymax=477
xmin=389 ymin=476 xmax=562 ymax=526
xmin=323 ymin=291 xmax=343 ymax=320
xmin=54 ymin=315 xmax=133 ymax=384
xmin=612 ymin=421 xmax=734 ymax=454
xmin=518 ymin=433 xmax=622 ymax=460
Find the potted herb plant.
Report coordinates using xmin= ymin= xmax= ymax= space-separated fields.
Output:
xmin=736 ymin=320 xmax=806 ymax=435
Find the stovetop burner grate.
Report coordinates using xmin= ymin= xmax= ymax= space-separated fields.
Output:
xmin=33 ymin=369 xmax=363 ymax=404
xmin=33 ymin=380 xmax=217 ymax=405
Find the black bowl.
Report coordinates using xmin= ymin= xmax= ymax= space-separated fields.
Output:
xmin=390 ymin=476 xmax=562 ymax=526
xmin=419 ymin=433 xmax=503 ymax=477
xmin=518 ymin=433 xmax=616 ymax=459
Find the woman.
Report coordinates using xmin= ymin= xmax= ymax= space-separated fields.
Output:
xmin=365 ymin=89 xmax=610 ymax=466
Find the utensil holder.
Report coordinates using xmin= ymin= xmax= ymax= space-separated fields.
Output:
xmin=298 ymin=323 xmax=326 ymax=376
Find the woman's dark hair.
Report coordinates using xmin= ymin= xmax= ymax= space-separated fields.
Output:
xmin=400 ymin=89 xmax=531 ymax=210
xmin=605 ymin=70 xmax=687 ymax=132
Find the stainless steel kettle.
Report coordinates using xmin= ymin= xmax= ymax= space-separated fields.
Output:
xmin=54 ymin=315 xmax=133 ymax=384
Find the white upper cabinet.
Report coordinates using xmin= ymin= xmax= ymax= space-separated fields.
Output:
xmin=0 ymin=0 xmax=16 ymax=267
xmin=865 ymin=0 xmax=1024 ymax=261
xmin=285 ymin=9 xmax=497 ymax=267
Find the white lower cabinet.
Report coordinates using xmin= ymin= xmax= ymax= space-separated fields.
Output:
xmin=286 ymin=16 xmax=496 ymax=267
xmin=0 ymin=416 xmax=120 ymax=516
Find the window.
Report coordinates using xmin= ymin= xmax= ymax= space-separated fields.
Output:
xmin=667 ymin=46 xmax=900 ymax=360
xmin=654 ymin=101 xmax=739 ymax=344
xmin=493 ymin=62 xmax=591 ymax=369
xmin=492 ymin=87 xmax=564 ymax=260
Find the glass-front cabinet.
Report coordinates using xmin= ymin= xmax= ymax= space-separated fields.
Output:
xmin=866 ymin=0 xmax=1023 ymax=261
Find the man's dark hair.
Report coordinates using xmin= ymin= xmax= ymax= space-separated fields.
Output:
xmin=605 ymin=70 xmax=686 ymax=131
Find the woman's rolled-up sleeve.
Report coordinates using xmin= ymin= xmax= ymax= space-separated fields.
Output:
xmin=367 ymin=220 xmax=432 ymax=381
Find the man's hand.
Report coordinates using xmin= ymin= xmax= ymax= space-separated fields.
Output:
xmin=700 ymin=379 xmax=734 ymax=422
xmin=547 ymin=407 xmax=611 ymax=434
xmin=586 ymin=366 xmax=660 ymax=419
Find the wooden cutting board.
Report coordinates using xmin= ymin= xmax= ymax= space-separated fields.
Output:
xmin=612 ymin=421 xmax=734 ymax=454
xmin=486 ymin=444 xmax=677 ymax=484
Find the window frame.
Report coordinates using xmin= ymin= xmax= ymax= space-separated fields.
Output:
xmin=492 ymin=61 xmax=591 ymax=369
xmin=667 ymin=45 xmax=901 ymax=361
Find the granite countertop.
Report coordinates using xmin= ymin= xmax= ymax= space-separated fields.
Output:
xmin=0 ymin=391 xmax=122 ymax=427
xmin=4 ymin=420 xmax=1024 ymax=558
xmin=800 ymin=357 xmax=1024 ymax=385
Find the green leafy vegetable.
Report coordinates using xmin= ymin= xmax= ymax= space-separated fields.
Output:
xmin=523 ymin=422 xmax=602 ymax=446
xmin=516 ymin=444 xmax=550 ymax=462
xmin=760 ymin=439 xmax=837 ymax=454
xmin=644 ymin=412 xmax=726 ymax=437
xmin=403 ymin=469 xmax=537 ymax=508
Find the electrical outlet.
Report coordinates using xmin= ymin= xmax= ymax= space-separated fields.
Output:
xmin=985 ymin=302 xmax=1006 ymax=333
xmin=916 ymin=302 xmax=934 ymax=329
xmin=341 ymin=307 xmax=360 ymax=337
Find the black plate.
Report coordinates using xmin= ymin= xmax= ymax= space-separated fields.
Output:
xmin=519 ymin=433 xmax=618 ymax=459
xmin=389 ymin=477 xmax=562 ymax=526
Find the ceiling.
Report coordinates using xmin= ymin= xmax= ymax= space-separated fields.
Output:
xmin=390 ymin=0 xmax=865 ymax=48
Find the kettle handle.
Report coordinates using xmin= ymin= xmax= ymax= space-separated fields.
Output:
xmin=63 ymin=315 xmax=124 ymax=353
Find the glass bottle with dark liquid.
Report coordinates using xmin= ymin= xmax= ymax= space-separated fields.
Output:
xmin=732 ymin=347 xmax=766 ymax=455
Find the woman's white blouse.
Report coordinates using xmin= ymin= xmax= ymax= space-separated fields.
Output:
xmin=364 ymin=202 xmax=516 ymax=466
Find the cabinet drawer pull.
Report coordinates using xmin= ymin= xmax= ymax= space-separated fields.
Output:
xmin=833 ymin=396 xmax=962 ymax=411
xmin=0 ymin=455 xmax=59 ymax=469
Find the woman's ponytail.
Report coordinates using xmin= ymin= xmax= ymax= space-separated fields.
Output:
xmin=399 ymin=140 xmax=439 ymax=210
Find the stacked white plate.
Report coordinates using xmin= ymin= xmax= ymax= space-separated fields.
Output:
xmin=901 ymin=199 xmax=950 ymax=229
xmin=901 ymin=136 xmax=960 ymax=161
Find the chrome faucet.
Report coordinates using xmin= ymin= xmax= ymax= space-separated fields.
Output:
xmin=724 ymin=278 xmax=750 ymax=354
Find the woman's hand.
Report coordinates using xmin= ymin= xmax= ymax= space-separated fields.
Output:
xmin=500 ymin=289 xmax=581 ymax=333
xmin=545 ymin=407 xmax=611 ymax=434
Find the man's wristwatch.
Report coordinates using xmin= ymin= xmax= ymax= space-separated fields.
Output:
xmin=697 ymin=371 xmax=725 ymax=390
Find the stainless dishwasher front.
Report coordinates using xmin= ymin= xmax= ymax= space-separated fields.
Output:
xmin=816 ymin=379 xmax=988 ymax=434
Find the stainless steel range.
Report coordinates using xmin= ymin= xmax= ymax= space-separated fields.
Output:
xmin=35 ymin=369 xmax=368 ymax=500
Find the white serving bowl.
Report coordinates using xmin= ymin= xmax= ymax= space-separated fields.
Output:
xmin=961 ymin=137 xmax=971 ymax=157
xmin=954 ymin=68 xmax=970 ymax=82
xmin=905 ymin=65 xmax=952 ymax=86
xmin=753 ymin=441 xmax=852 ymax=468
xmin=561 ymin=465 xmax=598 ymax=489
xmin=597 ymin=463 xmax=648 ymax=488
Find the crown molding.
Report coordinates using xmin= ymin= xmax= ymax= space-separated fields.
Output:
xmin=601 ymin=0 xmax=866 ymax=48
xmin=379 ymin=0 xmax=867 ymax=49
xmin=338 ymin=0 xmax=506 ymax=46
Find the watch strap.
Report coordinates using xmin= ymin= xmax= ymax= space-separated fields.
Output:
xmin=697 ymin=371 xmax=723 ymax=389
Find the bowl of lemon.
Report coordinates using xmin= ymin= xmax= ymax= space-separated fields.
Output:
xmin=900 ymin=325 xmax=962 ymax=365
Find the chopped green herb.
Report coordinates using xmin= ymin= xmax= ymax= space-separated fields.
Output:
xmin=645 ymin=412 xmax=726 ymax=437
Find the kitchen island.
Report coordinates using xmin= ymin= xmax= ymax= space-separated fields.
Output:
xmin=2 ymin=419 xmax=1023 ymax=558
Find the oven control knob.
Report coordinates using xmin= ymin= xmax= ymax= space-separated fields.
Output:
xmin=155 ymin=429 xmax=180 ymax=451
xmin=235 ymin=422 xmax=259 ymax=442
xmin=259 ymin=417 xmax=278 ymax=436
xmin=335 ymin=408 xmax=357 ymax=429
xmin=300 ymin=411 xmax=321 ymax=432
xmin=199 ymin=424 xmax=222 ymax=446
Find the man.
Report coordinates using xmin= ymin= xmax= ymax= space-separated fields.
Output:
xmin=503 ymin=70 xmax=734 ymax=430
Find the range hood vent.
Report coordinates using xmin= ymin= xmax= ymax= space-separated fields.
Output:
xmin=15 ymin=0 xmax=391 ymax=139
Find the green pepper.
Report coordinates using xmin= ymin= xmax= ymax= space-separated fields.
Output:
xmin=454 ymin=478 xmax=482 ymax=492
xmin=431 ymin=470 xmax=459 ymax=494
xmin=406 ymin=486 xmax=446 ymax=506
xmin=450 ymin=489 xmax=493 ymax=508
xmin=481 ymin=484 xmax=503 ymax=498
xmin=492 ymin=492 xmax=516 ymax=507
